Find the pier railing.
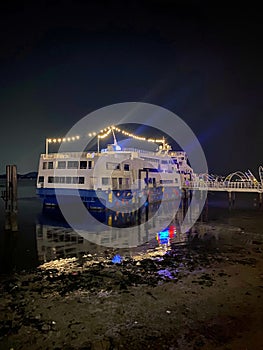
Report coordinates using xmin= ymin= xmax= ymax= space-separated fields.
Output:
xmin=184 ymin=180 xmax=263 ymax=193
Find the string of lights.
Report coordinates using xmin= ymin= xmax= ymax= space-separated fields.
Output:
xmin=97 ymin=125 xmax=166 ymax=144
xmin=45 ymin=125 xmax=167 ymax=155
xmin=45 ymin=135 xmax=80 ymax=155
xmin=47 ymin=135 xmax=80 ymax=143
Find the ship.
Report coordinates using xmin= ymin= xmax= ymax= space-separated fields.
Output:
xmin=36 ymin=127 xmax=194 ymax=209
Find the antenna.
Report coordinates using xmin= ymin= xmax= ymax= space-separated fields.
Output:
xmin=111 ymin=127 xmax=117 ymax=145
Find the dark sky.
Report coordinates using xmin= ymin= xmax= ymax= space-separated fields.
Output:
xmin=0 ymin=1 xmax=262 ymax=175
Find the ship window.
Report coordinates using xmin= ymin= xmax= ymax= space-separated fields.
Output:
xmin=38 ymin=176 xmax=44 ymax=183
xmin=66 ymin=177 xmax=72 ymax=184
xmin=78 ymin=237 xmax=84 ymax=243
xmin=160 ymin=179 xmax=173 ymax=184
xmin=67 ymin=161 xmax=79 ymax=169
xmin=80 ymin=161 xmax=87 ymax=169
xmin=175 ymin=178 xmax=178 ymax=184
xmin=112 ymin=177 xmax=118 ymax=189
xmin=43 ymin=162 xmax=47 ymax=170
xmin=57 ymin=161 xmax=66 ymax=169
xmin=161 ymin=160 xmax=168 ymax=164
xmin=48 ymin=162 xmax=53 ymax=169
xmin=48 ymin=176 xmax=54 ymax=183
xmin=88 ymin=160 xmax=93 ymax=169
xmin=119 ymin=178 xmax=123 ymax=189
xmin=78 ymin=177 xmax=85 ymax=184
xmin=102 ymin=177 xmax=109 ymax=185
xmin=124 ymin=164 xmax=130 ymax=171
xmin=59 ymin=176 xmax=65 ymax=183
xmin=72 ymin=177 xmax=78 ymax=184
xmin=106 ymin=162 xmax=120 ymax=170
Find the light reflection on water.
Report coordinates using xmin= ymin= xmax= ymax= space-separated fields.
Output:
xmin=36 ymin=204 xmax=189 ymax=264
xmin=0 ymin=180 xmax=262 ymax=275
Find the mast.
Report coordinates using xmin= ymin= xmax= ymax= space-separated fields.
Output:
xmin=111 ymin=127 xmax=117 ymax=145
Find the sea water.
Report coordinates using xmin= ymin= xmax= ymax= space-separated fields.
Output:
xmin=0 ymin=179 xmax=262 ymax=274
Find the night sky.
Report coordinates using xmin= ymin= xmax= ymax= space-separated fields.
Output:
xmin=0 ymin=1 xmax=262 ymax=176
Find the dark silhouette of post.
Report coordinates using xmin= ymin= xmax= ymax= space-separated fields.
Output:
xmin=5 ymin=165 xmax=18 ymax=231
xmin=259 ymin=192 xmax=262 ymax=208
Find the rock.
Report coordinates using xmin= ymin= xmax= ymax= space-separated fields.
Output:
xmin=41 ymin=324 xmax=51 ymax=332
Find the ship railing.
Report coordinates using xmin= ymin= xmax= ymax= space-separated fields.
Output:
xmin=122 ymin=148 xmax=158 ymax=155
xmin=122 ymin=147 xmax=185 ymax=157
xmin=41 ymin=152 xmax=97 ymax=159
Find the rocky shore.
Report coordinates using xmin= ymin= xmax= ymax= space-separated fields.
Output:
xmin=0 ymin=223 xmax=263 ymax=349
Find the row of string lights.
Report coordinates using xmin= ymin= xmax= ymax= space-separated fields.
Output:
xmin=47 ymin=126 xmax=166 ymax=145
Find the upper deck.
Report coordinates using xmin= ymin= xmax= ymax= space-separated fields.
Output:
xmin=40 ymin=147 xmax=187 ymax=161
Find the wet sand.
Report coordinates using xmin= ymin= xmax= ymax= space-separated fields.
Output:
xmin=0 ymin=219 xmax=263 ymax=350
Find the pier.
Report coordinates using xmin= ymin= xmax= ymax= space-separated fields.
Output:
xmin=184 ymin=166 xmax=263 ymax=193
xmin=182 ymin=166 xmax=263 ymax=207
xmin=184 ymin=180 xmax=262 ymax=193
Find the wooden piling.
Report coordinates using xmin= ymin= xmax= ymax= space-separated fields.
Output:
xmin=232 ymin=192 xmax=236 ymax=206
xmin=228 ymin=192 xmax=232 ymax=208
xmin=5 ymin=165 xmax=18 ymax=231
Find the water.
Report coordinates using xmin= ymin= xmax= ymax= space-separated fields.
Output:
xmin=0 ymin=179 xmax=262 ymax=275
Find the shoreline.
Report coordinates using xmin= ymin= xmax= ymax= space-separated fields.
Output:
xmin=0 ymin=220 xmax=263 ymax=349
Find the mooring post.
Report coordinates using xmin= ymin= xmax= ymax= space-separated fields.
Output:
xmin=228 ymin=191 xmax=232 ymax=208
xmin=5 ymin=165 xmax=18 ymax=231
xmin=5 ymin=165 xmax=11 ymax=230
xmin=259 ymin=192 xmax=262 ymax=208
xmin=232 ymin=192 xmax=236 ymax=206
